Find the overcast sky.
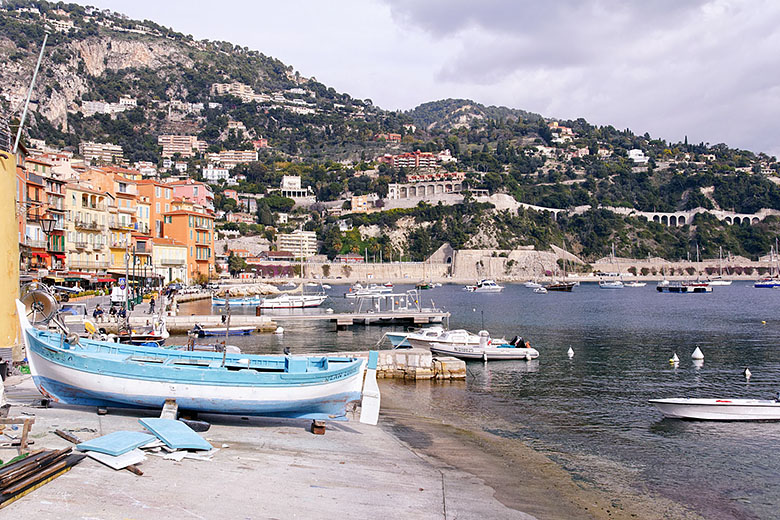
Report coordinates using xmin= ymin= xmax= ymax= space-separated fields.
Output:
xmin=78 ymin=0 xmax=780 ymax=157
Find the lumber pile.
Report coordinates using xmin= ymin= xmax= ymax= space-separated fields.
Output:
xmin=0 ymin=448 xmax=85 ymax=508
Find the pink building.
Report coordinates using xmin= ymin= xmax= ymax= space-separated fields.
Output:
xmin=224 ymin=189 xmax=239 ymax=202
xmin=168 ymin=179 xmax=214 ymax=211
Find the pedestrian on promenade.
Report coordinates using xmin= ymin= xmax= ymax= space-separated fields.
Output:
xmin=149 ymin=297 xmax=156 ymax=314
xmin=93 ymin=304 xmax=104 ymax=323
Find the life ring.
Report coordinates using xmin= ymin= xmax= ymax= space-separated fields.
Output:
xmin=84 ymin=319 xmax=97 ymax=334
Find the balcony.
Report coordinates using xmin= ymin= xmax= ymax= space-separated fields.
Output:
xmin=73 ymin=241 xmax=88 ymax=249
xmin=110 ymin=240 xmax=130 ymax=248
xmin=159 ymin=258 xmax=185 ymax=266
xmin=68 ymin=260 xmax=110 ymax=270
xmin=24 ymin=238 xmax=47 ymax=249
xmin=109 ymin=220 xmax=123 ymax=230
xmin=74 ymin=219 xmax=106 ymax=231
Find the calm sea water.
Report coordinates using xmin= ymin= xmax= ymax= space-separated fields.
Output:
xmin=179 ymin=282 xmax=780 ymax=519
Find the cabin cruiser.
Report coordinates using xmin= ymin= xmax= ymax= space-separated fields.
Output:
xmin=464 ymin=279 xmax=504 ymax=292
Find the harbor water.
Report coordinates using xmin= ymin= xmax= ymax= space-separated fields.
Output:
xmin=179 ymin=282 xmax=780 ymax=519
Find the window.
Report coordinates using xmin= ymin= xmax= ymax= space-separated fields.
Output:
xmin=156 ymin=202 xmax=160 ymax=213
xmin=155 ymin=187 xmax=161 ymax=198
xmin=165 ymin=204 xmax=169 ymax=212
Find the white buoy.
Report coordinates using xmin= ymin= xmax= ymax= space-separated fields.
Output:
xmin=567 ymin=347 xmax=574 ymax=358
xmin=274 ymin=326 xmax=284 ymax=335
xmin=744 ymin=367 xmax=752 ymax=380
xmin=670 ymin=353 xmax=679 ymax=364
xmin=692 ymin=359 xmax=704 ymax=369
xmin=691 ymin=347 xmax=704 ymax=360
xmin=482 ymin=351 xmax=488 ymax=362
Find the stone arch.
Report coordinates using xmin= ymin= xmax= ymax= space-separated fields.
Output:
xmin=445 ymin=183 xmax=453 ymax=192
xmin=435 ymin=184 xmax=443 ymax=194
xmin=408 ymin=186 xmax=416 ymax=197
xmin=446 ymin=256 xmax=452 ymax=264
xmin=661 ymin=215 xmax=668 ymax=225
xmin=400 ymin=187 xmax=408 ymax=198
xmin=427 ymin=185 xmax=434 ymax=196
xmin=752 ymin=217 xmax=759 ymax=224
xmin=653 ymin=215 xmax=660 ymax=223
xmin=733 ymin=216 xmax=741 ymax=225
xmin=724 ymin=216 xmax=732 ymax=225
xmin=670 ymin=216 xmax=677 ymax=226
xmin=679 ymin=216 xmax=686 ymax=225
xmin=454 ymin=182 xmax=462 ymax=191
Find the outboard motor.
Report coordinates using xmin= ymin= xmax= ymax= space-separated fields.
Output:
xmin=478 ymin=330 xmax=490 ymax=349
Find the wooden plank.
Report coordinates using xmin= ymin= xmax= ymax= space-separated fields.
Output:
xmin=54 ymin=430 xmax=81 ymax=444
xmin=0 ymin=449 xmax=71 ymax=488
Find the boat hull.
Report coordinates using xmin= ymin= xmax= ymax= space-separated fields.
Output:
xmin=22 ymin=327 xmax=365 ymax=420
xmin=649 ymin=398 xmax=780 ymax=420
xmin=429 ymin=344 xmax=539 ymax=360
xmin=212 ymin=296 xmax=263 ymax=306
xmin=195 ymin=326 xmax=254 ymax=337
xmin=258 ymin=295 xmax=327 ymax=309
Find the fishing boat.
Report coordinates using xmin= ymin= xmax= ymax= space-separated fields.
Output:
xmin=211 ymin=295 xmax=263 ymax=306
xmin=464 ymin=279 xmax=504 ymax=292
xmin=116 ymin=317 xmax=169 ymax=346
xmin=409 ymin=329 xmax=536 ymax=361
xmin=258 ymin=293 xmax=328 ymax=309
xmin=754 ymin=278 xmax=780 ymax=288
xmin=16 ymin=299 xmax=370 ymax=420
xmin=384 ymin=326 xmax=445 ymax=348
xmin=649 ymin=397 xmax=780 ymax=421
xmin=191 ymin=324 xmax=255 ymax=337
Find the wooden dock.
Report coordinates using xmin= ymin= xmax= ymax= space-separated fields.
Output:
xmin=268 ymin=310 xmax=450 ymax=329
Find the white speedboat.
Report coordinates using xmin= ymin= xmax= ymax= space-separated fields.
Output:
xmin=533 ymin=287 xmax=547 ymax=294
xmin=409 ymin=330 xmax=536 ymax=361
xmin=345 ymin=283 xmax=392 ymax=299
xmin=704 ymin=277 xmax=732 ymax=286
xmin=385 ymin=326 xmax=445 ymax=348
xmin=624 ymin=281 xmax=646 ymax=287
xmin=599 ymin=280 xmax=624 ymax=289
xmin=464 ymin=279 xmax=504 ymax=292
xmin=650 ymin=398 xmax=780 ymax=420
xmin=258 ymin=293 xmax=328 ymax=309
xmin=524 ymin=280 xmax=542 ymax=288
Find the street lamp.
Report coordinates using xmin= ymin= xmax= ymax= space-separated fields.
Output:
xmin=39 ymin=216 xmax=56 ymax=271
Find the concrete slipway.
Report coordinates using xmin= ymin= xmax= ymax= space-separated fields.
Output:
xmin=0 ymin=376 xmax=531 ymax=520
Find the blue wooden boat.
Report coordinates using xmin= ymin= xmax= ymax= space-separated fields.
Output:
xmin=191 ymin=324 xmax=254 ymax=337
xmin=16 ymin=300 xmax=368 ymax=420
xmin=211 ymin=295 xmax=263 ymax=306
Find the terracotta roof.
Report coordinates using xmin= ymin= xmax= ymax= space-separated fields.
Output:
xmin=153 ymin=237 xmax=186 ymax=246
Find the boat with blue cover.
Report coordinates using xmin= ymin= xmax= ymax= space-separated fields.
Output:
xmin=16 ymin=299 xmax=369 ymax=420
xmin=211 ymin=295 xmax=263 ymax=306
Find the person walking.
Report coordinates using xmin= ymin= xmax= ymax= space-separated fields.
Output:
xmin=148 ymin=296 xmax=156 ymax=315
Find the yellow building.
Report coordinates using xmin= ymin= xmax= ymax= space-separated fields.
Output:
xmin=65 ymin=182 xmax=111 ymax=272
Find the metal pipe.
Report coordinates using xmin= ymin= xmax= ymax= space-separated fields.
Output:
xmin=13 ymin=32 xmax=49 ymax=154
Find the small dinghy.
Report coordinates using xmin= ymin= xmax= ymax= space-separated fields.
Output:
xmin=649 ymin=397 xmax=780 ymax=420
xmin=191 ymin=324 xmax=255 ymax=337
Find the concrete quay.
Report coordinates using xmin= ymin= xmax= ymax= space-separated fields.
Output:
xmin=0 ymin=376 xmax=526 ymax=520
xmin=342 ymin=348 xmax=466 ymax=381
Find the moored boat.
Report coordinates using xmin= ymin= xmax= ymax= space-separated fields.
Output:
xmin=524 ymin=280 xmax=542 ymax=288
xmin=599 ymin=280 xmax=624 ymax=289
xmin=211 ymin=295 xmax=263 ymax=306
xmin=16 ymin=300 xmax=368 ymax=420
xmin=191 ymin=324 xmax=255 ymax=337
xmin=464 ymin=279 xmax=504 ymax=292
xmin=649 ymin=397 xmax=780 ymax=420
xmin=258 ymin=293 xmax=328 ymax=309
xmin=409 ymin=329 xmax=536 ymax=361
xmin=545 ymin=281 xmax=576 ymax=292
xmin=754 ymin=277 xmax=780 ymax=288
xmin=623 ymin=281 xmax=647 ymax=287
xmin=657 ymin=281 xmax=712 ymax=293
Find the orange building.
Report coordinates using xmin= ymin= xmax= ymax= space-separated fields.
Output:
xmin=162 ymin=209 xmax=215 ymax=280
xmin=137 ymin=179 xmax=173 ymax=238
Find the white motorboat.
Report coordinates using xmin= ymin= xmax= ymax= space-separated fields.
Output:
xmin=649 ymin=397 xmax=780 ymax=420
xmin=385 ymin=326 xmax=445 ymax=348
xmin=599 ymin=280 xmax=624 ymax=289
xmin=524 ymin=280 xmax=542 ymax=288
xmin=705 ymin=278 xmax=732 ymax=286
xmin=345 ymin=283 xmax=392 ymax=299
xmin=464 ymin=279 xmax=504 ymax=292
xmin=409 ymin=330 xmax=536 ymax=361
xmin=533 ymin=287 xmax=547 ymax=294
xmin=624 ymin=281 xmax=646 ymax=287
xmin=258 ymin=293 xmax=328 ymax=309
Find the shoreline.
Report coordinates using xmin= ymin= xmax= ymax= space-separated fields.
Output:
xmin=380 ymin=381 xmax=704 ymax=520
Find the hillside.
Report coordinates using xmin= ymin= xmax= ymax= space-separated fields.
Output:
xmin=4 ymin=1 xmax=780 ymax=264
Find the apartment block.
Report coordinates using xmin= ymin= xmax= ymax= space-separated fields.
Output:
xmin=158 ymin=135 xmax=207 ymax=158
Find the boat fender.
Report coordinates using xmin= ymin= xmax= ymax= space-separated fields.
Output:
xmin=98 ymin=327 xmax=107 ymax=335
xmin=84 ymin=319 xmax=97 ymax=334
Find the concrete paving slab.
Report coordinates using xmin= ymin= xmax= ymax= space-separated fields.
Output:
xmin=1 ymin=376 xmax=530 ymax=519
